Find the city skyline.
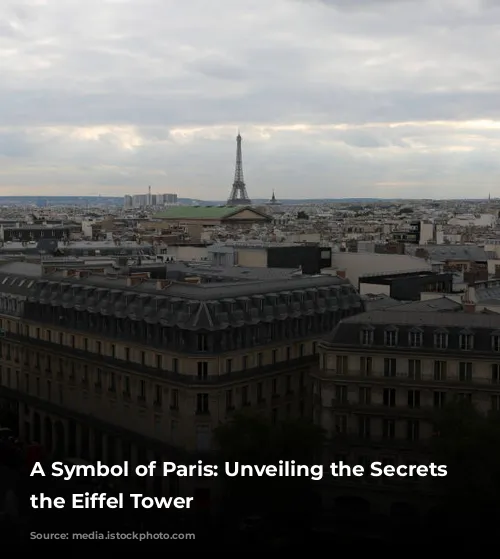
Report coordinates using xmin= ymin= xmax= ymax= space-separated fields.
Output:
xmin=2 ymin=0 xmax=500 ymax=198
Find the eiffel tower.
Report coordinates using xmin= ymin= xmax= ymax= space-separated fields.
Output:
xmin=227 ymin=132 xmax=251 ymax=206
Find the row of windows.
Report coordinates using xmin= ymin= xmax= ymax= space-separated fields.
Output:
xmin=330 ymin=384 xmax=498 ymax=410
xmin=0 ymin=321 xmax=313 ymax=375
xmin=333 ymin=416 xmax=422 ymax=441
xmin=329 ymin=355 xmax=500 ymax=382
xmin=360 ymin=329 xmax=499 ymax=351
xmin=0 ymin=360 xmax=308 ymax=416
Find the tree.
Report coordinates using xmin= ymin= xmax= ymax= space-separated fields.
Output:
xmin=429 ymin=401 xmax=500 ymax=535
xmin=297 ymin=211 xmax=309 ymax=220
xmin=214 ymin=414 xmax=325 ymax=523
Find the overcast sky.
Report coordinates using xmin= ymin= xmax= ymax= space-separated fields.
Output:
xmin=2 ymin=0 xmax=500 ymax=199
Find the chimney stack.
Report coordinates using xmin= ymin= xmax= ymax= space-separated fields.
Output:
xmin=462 ymin=283 xmax=476 ymax=313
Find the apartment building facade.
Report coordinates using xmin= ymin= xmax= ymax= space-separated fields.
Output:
xmin=0 ymin=262 xmax=363 ymax=496
xmin=313 ymin=310 xmax=500 ymax=514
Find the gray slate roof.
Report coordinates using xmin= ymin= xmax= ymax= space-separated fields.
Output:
xmin=422 ymin=245 xmax=488 ymax=262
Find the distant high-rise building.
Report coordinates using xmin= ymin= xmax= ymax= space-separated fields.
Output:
xmin=123 ymin=191 xmax=178 ymax=209
xmin=123 ymin=195 xmax=133 ymax=209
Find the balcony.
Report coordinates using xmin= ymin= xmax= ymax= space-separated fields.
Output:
xmin=316 ymin=370 xmax=500 ymax=392
xmin=5 ymin=331 xmax=317 ymax=386
xmin=329 ymin=401 xmax=436 ymax=419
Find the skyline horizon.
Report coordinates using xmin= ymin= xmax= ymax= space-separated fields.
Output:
xmin=0 ymin=194 xmax=496 ymax=203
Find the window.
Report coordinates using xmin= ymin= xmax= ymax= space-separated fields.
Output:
xmin=156 ymin=354 xmax=162 ymax=369
xmin=358 ymin=416 xmax=371 ymax=439
xmin=286 ymin=347 xmax=291 ymax=360
xmin=434 ymin=331 xmax=448 ymax=349
xmin=123 ymin=376 xmax=130 ymax=396
xmin=335 ymin=385 xmax=348 ymax=403
xmin=225 ymin=389 xmax=233 ymax=410
xmin=226 ymin=359 xmax=232 ymax=374
xmin=336 ymin=355 xmax=348 ymax=374
xmin=360 ymin=356 xmax=372 ymax=376
xmin=492 ymin=395 xmax=500 ymax=411
xmin=272 ymin=408 xmax=278 ymax=424
xmin=434 ymin=361 xmax=447 ymax=381
xmin=257 ymin=353 xmax=263 ymax=367
xmin=493 ymin=335 xmax=500 ymax=352
xmin=196 ymin=393 xmax=209 ymax=414
xmin=96 ymin=341 xmax=102 ymax=354
xmin=299 ymin=344 xmax=305 ymax=357
xmin=154 ymin=384 xmax=162 ymax=406
xmin=197 ymin=361 xmax=208 ymax=381
xmin=241 ymin=386 xmax=249 ymax=406
xmin=141 ymin=351 xmax=146 ymax=366
xmin=383 ymin=419 xmax=395 ymax=439
xmin=82 ymin=366 xmax=88 ymax=385
xmin=197 ymin=334 xmax=208 ymax=352
xmin=272 ymin=350 xmax=277 ymax=364
xmin=195 ymin=425 xmax=211 ymax=451
xmin=459 ymin=333 xmax=474 ymax=351
xmin=384 ymin=329 xmax=398 ymax=347
xmin=359 ymin=387 xmax=371 ymax=405
xmin=408 ymin=390 xmax=420 ymax=409
xmin=457 ymin=392 xmax=472 ymax=404
xmin=138 ymin=380 xmax=146 ymax=401
xmin=384 ymin=358 xmax=396 ymax=378
xmin=361 ymin=329 xmax=373 ymax=345
xmin=406 ymin=420 xmax=420 ymax=441
xmin=172 ymin=358 xmax=178 ymax=373
xmin=299 ymin=371 xmax=305 ymax=391
xmin=58 ymin=332 xmax=63 ymax=345
xmin=334 ymin=415 xmax=347 ymax=434
xmin=433 ymin=391 xmax=446 ymax=409
xmin=286 ymin=375 xmax=292 ymax=394
xmin=271 ymin=379 xmax=278 ymax=396
xmin=383 ymin=388 xmax=396 ymax=407
xmin=83 ymin=338 xmax=88 ymax=351
xmin=125 ymin=347 xmax=130 ymax=361
xmin=257 ymin=382 xmax=264 ymax=402
xmin=170 ymin=389 xmax=179 ymax=410
xmin=459 ymin=362 xmax=472 ymax=382
xmin=408 ymin=330 xmax=422 ymax=348
xmin=242 ymin=355 xmax=248 ymax=370
xmin=408 ymin=359 xmax=421 ymax=380
xmin=492 ymin=364 xmax=500 ymax=384
xmin=95 ymin=368 xmax=102 ymax=388
xmin=111 ymin=344 xmax=116 ymax=358
xmin=108 ymin=372 xmax=116 ymax=392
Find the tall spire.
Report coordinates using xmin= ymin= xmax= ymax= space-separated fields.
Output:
xmin=227 ymin=131 xmax=251 ymax=206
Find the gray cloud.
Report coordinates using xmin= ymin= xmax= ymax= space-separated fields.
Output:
xmin=1 ymin=0 xmax=500 ymax=198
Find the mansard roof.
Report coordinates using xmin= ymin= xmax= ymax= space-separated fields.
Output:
xmin=322 ymin=310 xmax=500 ymax=355
xmin=0 ymin=261 xmax=364 ymax=330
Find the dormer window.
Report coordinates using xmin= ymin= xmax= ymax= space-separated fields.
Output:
xmin=434 ymin=331 xmax=448 ymax=350
xmin=360 ymin=327 xmax=374 ymax=345
xmin=408 ymin=329 xmax=422 ymax=348
xmin=459 ymin=331 xmax=474 ymax=351
xmin=492 ymin=332 xmax=500 ymax=352
xmin=384 ymin=327 xmax=398 ymax=347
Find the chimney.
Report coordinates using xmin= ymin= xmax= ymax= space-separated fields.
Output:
xmin=462 ymin=284 xmax=476 ymax=313
xmin=336 ymin=269 xmax=346 ymax=279
xmin=126 ymin=272 xmax=149 ymax=287
xmin=156 ymin=280 xmax=172 ymax=290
